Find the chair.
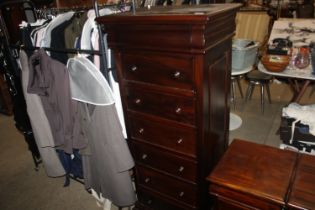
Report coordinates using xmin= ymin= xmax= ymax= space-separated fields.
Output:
xmin=234 ymin=11 xmax=272 ymax=113
xmin=231 ymin=66 xmax=252 ymax=109
xmin=245 ymin=70 xmax=272 ymax=114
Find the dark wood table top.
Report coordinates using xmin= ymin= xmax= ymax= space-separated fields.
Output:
xmin=288 ymin=154 xmax=315 ymax=210
xmin=207 ymin=139 xmax=299 ymax=205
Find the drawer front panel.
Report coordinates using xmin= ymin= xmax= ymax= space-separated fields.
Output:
xmin=210 ymin=184 xmax=285 ymax=210
xmin=126 ymin=87 xmax=195 ymax=125
xmin=121 ymin=53 xmax=194 ymax=90
xmin=133 ymin=141 xmax=197 ymax=181
xmin=129 ymin=114 xmax=196 ymax=157
xmin=137 ymin=166 xmax=197 ymax=206
xmin=214 ymin=198 xmax=258 ymax=210
xmin=137 ymin=188 xmax=194 ymax=210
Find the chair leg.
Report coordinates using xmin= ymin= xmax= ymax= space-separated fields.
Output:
xmin=245 ymin=82 xmax=255 ymax=101
xmin=249 ymin=83 xmax=255 ymax=100
xmin=309 ymin=84 xmax=315 ymax=97
xmin=266 ymin=82 xmax=272 ymax=104
xmin=261 ymin=83 xmax=264 ymax=114
xmin=245 ymin=83 xmax=251 ymax=101
xmin=236 ymin=77 xmax=244 ymax=98
xmin=231 ymin=78 xmax=236 ymax=109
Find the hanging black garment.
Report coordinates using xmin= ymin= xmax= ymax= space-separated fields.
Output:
xmin=57 ymin=149 xmax=83 ymax=187
xmin=0 ymin=5 xmax=40 ymax=167
xmin=20 ymin=25 xmax=36 ymax=57
xmin=0 ymin=36 xmax=40 ymax=162
xmin=50 ymin=17 xmax=74 ymax=64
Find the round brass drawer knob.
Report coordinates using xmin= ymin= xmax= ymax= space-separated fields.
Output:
xmin=145 ymin=178 xmax=150 ymax=183
xmin=135 ymin=98 xmax=141 ymax=104
xmin=139 ymin=128 xmax=144 ymax=134
xmin=174 ymin=71 xmax=181 ymax=78
xmin=131 ymin=65 xmax=137 ymax=71
xmin=142 ymin=154 xmax=148 ymax=160
xmin=177 ymin=138 xmax=183 ymax=144
xmin=175 ymin=107 xmax=182 ymax=114
xmin=178 ymin=166 xmax=185 ymax=172
xmin=179 ymin=192 xmax=185 ymax=197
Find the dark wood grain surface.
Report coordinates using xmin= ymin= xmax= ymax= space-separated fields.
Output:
xmin=133 ymin=141 xmax=197 ymax=181
xmin=97 ymin=4 xmax=241 ymax=209
xmin=208 ymin=139 xmax=298 ymax=208
xmin=287 ymin=154 xmax=315 ymax=210
xmin=128 ymin=112 xmax=197 ymax=157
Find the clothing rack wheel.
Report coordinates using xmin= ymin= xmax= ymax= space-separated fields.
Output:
xmin=69 ymin=174 xmax=85 ymax=185
xmin=31 ymin=153 xmax=42 ymax=171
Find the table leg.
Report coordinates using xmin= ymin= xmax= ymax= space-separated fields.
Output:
xmin=294 ymin=80 xmax=311 ymax=102
xmin=288 ymin=79 xmax=311 ymax=103
xmin=288 ymin=79 xmax=298 ymax=100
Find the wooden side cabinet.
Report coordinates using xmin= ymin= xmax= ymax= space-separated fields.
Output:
xmin=287 ymin=154 xmax=315 ymax=210
xmin=208 ymin=139 xmax=315 ymax=210
xmin=97 ymin=4 xmax=241 ymax=210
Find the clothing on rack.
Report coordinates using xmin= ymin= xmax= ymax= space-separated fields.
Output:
xmin=18 ymin=4 xmax=126 ymax=151
xmin=102 ymin=35 xmax=126 ymax=138
xmin=64 ymin=12 xmax=88 ymax=58
xmin=80 ymin=8 xmax=114 ymax=51
xmin=21 ymin=7 xmax=117 ymax=67
xmin=28 ymin=49 xmax=87 ymax=154
xmin=67 ymin=56 xmax=136 ymax=206
xmin=57 ymin=149 xmax=84 ymax=187
xmin=20 ymin=49 xmax=65 ymax=177
xmin=40 ymin=11 xmax=74 ymax=48
xmin=49 ymin=15 xmax=76 ymax=64
xmin=12 ymin=3 xmax=135 ymax=207
xmin=0 ymin=1 xmax=41 ymax=168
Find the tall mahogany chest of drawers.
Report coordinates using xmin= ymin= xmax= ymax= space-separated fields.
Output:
xmin=96 ymin=4 xmax=240 ymax=210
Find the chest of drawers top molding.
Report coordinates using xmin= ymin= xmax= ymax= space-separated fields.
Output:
xmin=96 ymin=4 xmax=241 ymax=54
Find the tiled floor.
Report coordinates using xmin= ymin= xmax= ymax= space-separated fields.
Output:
xmin=0 ymin=78 xmax=314 ymax=210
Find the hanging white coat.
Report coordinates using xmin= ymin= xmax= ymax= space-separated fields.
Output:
xmin=67 ymin=56 xmax=136 ymax=207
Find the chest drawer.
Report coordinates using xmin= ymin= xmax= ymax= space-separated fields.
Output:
xmin=121 ymin=53 xmax=194 ymax=90
xmin=210 ymin=184 xmax=285 ymax=210
xmin=133 ymin=141 xmax=197 ymax=181
xmin=126 ymin=86 xmax=195 ymax=125
xmin=129 ymin=113 xmax=196 ymax=157
xmin=137 ymin=188 xmax=194 ymax=210
xmin=137 ymin=165 xmax=197 ymax=207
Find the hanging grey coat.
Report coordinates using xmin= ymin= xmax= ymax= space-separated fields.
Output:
xmin=20 ymin=50 xmax=65 ymax=177
xmin=28 ymin=49 xmax=87 ymax=153
xmin=67 ymin=56 xmax=136 ymax=207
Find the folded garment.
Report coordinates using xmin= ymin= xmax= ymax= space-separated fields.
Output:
xmin=283 ymin=103 xmax=315 ymax=136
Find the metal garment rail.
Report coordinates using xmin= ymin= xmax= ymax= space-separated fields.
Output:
xmin=11 ymin=44 xmax=102 ymax=55
xmin=93 ymin=0 xmax=136 ymax=86
xmin=93 ymin=0 xmax=110 ymax=86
